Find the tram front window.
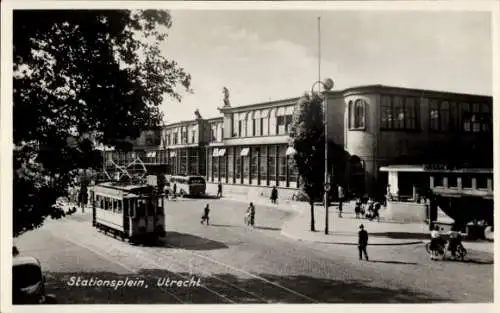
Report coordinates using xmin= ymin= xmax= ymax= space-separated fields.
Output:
xmin=136 ymin=200 xmax=146 ymax=217
xmin=147 ymin=199 xmax=155 ymax=216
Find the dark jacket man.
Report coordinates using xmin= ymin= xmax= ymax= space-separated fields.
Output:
xmin=358 ymin=224 xmax=369 ymax=261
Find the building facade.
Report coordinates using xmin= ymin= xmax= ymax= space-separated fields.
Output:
xmin=341 ymin=85 xmax=492 ymax=197
xmin=107 ymin=84 xmax=492 ymax=198
xmin=207 ymin=97 xmax=300 ymax=189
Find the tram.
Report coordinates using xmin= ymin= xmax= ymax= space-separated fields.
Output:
xmin=90 ymin=181 xmax=166 ymax=243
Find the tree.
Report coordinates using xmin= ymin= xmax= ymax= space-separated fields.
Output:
xmin=289 ymin=93 xmax=326 ymax=232
xmin=13 ymin=10 xmax=191 ymax=237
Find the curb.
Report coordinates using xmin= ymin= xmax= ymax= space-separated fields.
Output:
xmin=216 ymin=197 xmax=305 ymax=214
xmin=280 ymin=229 xmax=424 ymax=246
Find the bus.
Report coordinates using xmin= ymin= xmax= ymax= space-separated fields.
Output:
xmin=167 ymin=175 xmax=206 ymax=197
xmin=90 ymin=181 xmax=166 ymax=243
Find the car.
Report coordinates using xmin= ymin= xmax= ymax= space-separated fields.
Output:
xmin=13 ymin=254 xmax=57 ymax=304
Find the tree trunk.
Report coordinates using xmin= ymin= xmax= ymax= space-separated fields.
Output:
xmin=310 ymin=199 xmax=315 ymax=232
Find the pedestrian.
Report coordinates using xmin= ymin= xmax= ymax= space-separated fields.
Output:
xmin=430 ymin=224 xmax=442 ymax=260
xmin=365 ymin=197 xmax=374 ymax=219
xmin=354 ymin=198 xmax=362 ymax=219
xmin=13 ymin=246 xmax=19 ymax=257
xmin=249 ymin=202 xmax=256 ymax=228
xmin=200 ymin=204 xmax=210 ymax=225
xmin=270 ymin=186 xmax=278 ymax=204
xmin=173 ymin=183 xmax=177 ymax=198
xmin=217 ymin=182 xmax=223 ymax=198
xmin=372 ymin=201 xmax=381 ymax=222
xmin=358 ymin=224 xmax=369 ymax=261
xmin=338 ymin=185 xmax=344 ymax=218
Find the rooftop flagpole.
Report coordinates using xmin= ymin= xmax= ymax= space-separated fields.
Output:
xmin=318 ymin=17 xmax=321 ymax=94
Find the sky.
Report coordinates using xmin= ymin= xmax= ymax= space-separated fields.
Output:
xmin=158 ymin=10 xmax=492 ymax=123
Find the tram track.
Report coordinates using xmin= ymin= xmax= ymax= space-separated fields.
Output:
xmin=47 ymin=217 xmax=318 ymax=303
xmin=45 ymin=221 xmax=231 ymax=304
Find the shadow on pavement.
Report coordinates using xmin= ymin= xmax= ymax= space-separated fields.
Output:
xmin=255 ymin=226 xmax=281 ymax=231
xmin=150 ymin=232 xmax=228 ymax=250
xmin=209 ymin=224 xmax=237 ymax=228
xmin=368 ymin=260 xmax=418 ymax=265
xmin=371 ymin=232 xmax=430 ymax=240
xmin=39 ymin=269 xmax=450 ymax=304
xmin=456 ymin=259 xmax=493 ymax=265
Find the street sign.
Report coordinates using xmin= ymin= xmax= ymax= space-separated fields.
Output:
xmin=324 ymin=183 xmax=331 ymax=192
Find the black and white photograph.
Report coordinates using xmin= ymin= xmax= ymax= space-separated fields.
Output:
xmin=1 ymin=0 xmax=498 ymax=310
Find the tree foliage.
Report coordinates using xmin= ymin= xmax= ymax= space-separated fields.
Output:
xmin=289 ymin=93 xmax=326 ymax=231
xmin=289 ymin=93 xmax=326 ymax=199
xmin=13 ymin=10 xmax=191 ymax=236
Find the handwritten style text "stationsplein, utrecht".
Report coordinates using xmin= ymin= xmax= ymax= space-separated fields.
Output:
xmin=67 ymin=276 xmax=146 ymax=290
xmin=157 ymin=276 xmax=202 ymax=288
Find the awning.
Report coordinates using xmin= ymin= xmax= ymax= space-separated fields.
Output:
xmin=217 ymin=148 xmax=226 ymax=157
xmin=285 ymin=105 xmax=295 ymax=115
xmin=240 ymin=148 xmax=250 ymax=156
xmin=253 ymin=110 xmax=261 ymax=119
xmin=212 ymin=148 xmax=219 ymax=157
xmin=170 ymin=151 xmax=177 ymax=157
xmin=286 ymin=146 xmax=297 ymax=156
xmin=260 ymin=109 xmax=269 ymax=118
xmin=146 ymin=151 xmax=157 ymax=158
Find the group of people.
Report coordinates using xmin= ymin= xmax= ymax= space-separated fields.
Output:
xmin=200 ymin=202 xmax=257 ymax=228
xmin=354 ymin=198 xmax=382 ymax=222
xmin=429 ymin=224 xmax=465 ymax=260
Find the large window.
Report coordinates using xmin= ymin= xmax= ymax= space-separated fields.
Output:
xmin=212 ymin=151 xmax=219 ymax=181
xmin=269 ymin=109 xmax=277 ymax=136
xmin=235 ymin=147 xmax=242 ymax=181
xmin=259 ymin=146 xmax=267 ymax=184
xmin=253 ymin=111 xmax=261 ymax=136
xmin=208 ymin=149 xmax=213 ymax=181
xmin=380 ymin=95 xmax=419 ymax=130
xmin=232 ymin=114 xmax=238 ymax=137
xmin=277 ymin=116 xmax=286 ymax=134
xmin=288 ymin=155 xmax=299 ymax=188
xmin=268 ymin=145 xmax=277 ymax=184
xmin=278 ymin=145 xmax=287 ymax=185
xmin=250 ymin=147 xmax=259 ymax=183
xmin=189 ymin=149 xmax=198 ymax=175
xmin=179 ymin=148 xmax=188 ymax=175
xmin=429 ymin=100 xmax=457 ymax=131
xmin=349 ymin=99 xmax=366 ymax=129
xmin=242 ymin=148 xmax=250 ymax=183
xmin=461 ymin=102 xmax=491 ymax=133
xmin=219 ymin=152 xmax=227 ymax=182
xmin=210 ymin=125 xmax=216 ymax=142
xmin=227 ymin=147 xmax=234 ymax=183
xmin=261 ymin=109 xmax=269 ymax=136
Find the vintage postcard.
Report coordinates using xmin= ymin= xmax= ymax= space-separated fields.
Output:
xmin=1 ymin=1 xmax=498 ymax=312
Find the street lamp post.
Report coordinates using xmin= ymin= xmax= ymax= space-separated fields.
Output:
xmin=311 ymin=78 xmax=334 ymax=235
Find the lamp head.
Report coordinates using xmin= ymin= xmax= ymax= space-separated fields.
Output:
xmin=322 ymin=78 xmax=334 ymax=91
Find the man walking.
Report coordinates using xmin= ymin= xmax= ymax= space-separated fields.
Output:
xmin=338 ymin=185 xmax=344 ymax=218
xmin=200 ymin=204 xmax=210 ymax=225
xmin=358 ymin=224 xmax=369 ymax=261
xmin=270 ymin=186 xmax=278 ymax=204
xmin=217 ymin=182 xmax=223 ymax=198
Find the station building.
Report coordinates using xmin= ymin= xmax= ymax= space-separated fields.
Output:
xmin=107 ymin=84 xmax=493 ymax=200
